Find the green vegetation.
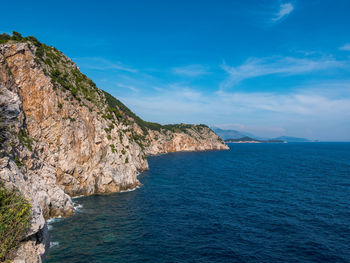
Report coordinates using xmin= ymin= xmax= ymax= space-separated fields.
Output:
xmin=125 ymin=157 xmax=129 ymax=164
xmin=0 ymin=32 xmax=41 ymax=48
xmin=102 ymin=90 xmax=210 ymax=140
xmin=7 ymin=67 xmax=13 ymax=77
xmin=0 ymin=32 xmax=104 ymax=109
xmin=13 ymin=156 xmax=23 ymax=168
xmin=0 ymin=33 xmax=11 ymax=44
xmin=110 ymin=144 xmax=116 ymax=153
xmin=44 ymin=53 xmax=102 ymax=107
xmin=0 ymin=184 xmax=31 ymax=262
xmin=17 ymin=129 xmax=33 ymax=151
xmin=1 ymin=32 xmax=215 ymax=149
xmin=103 ymin=90 xmax=167 ymax=133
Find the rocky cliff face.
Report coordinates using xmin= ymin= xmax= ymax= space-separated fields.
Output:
xmin=1 ymin=49 xmax=57 ymax=263
xmin=0 ymin=34 xmax=227 ymax=262
xmin=144 ymin=124 xmax=228 ymax=155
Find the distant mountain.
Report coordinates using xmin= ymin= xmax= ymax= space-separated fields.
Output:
xmin=213 ymin=127 xmax=313 ymax=142
xmin=225 ymin=136 xmax=285 ymax=143
xmin=274 ymin=136 xmax=312 ymax=142
xmin=212 ymin=127 xmax=258 ymax=140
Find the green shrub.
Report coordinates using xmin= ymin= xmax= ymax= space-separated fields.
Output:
xmin=0 ymin=33 xmax=10 ymax=44
xmin=17 ymin=129 xmax=33 ymax=151
xmin=10 ymin=31 xmax=23 ymax=41
xmin=0 ymin=184 xmax=31 ymax=262
xmin=13 ymin=156 xmax=23 ymax=168
xmin=110 ymin=144 xmax=116 ymax=153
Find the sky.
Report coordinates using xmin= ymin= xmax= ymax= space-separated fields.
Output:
xmin=2 ymin=0 xmax=350 ymax=141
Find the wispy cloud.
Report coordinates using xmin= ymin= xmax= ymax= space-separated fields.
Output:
xmin=116 ymin=83 xmax=139 ymax=92
xmin=272 ymin=3 xmax=294 ymax=22
xmin=220 ymin=56 xmax=344 ymax=89
xmin=340 ymin=44 xmax=350 ymax=51
xmin=119 ymin=81 xmax=350 ymax=140
xmin=74 ymin=57 xmax=138 ymax=73
xmin=172 ymin=64 xmax=209 ymax=77
xmin=215 ymin=88 xmax=350 ymax=116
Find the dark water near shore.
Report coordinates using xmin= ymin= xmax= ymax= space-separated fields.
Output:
xmin=45 ymin=143 xmax=350 ymax=263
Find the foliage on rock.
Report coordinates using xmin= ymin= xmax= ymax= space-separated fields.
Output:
xmin=0 ymin=184 xmax=31 ymax=262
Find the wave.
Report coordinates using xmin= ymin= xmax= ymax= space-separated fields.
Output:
xmin=120 ymin=185 xmax=141 ymax=193
xmin=74 ymin=203 xmax=83 ymax=212
xmin=50 ymin=242 xmax=59 ymax=248
xmin=47 ymin=215 xmax=62 ymax=224
xmin=72 ymin=195 xmax=85 ymax=200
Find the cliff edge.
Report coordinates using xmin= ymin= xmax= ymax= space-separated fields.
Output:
xmin=0 ymin=32 xmax=228 ymax=262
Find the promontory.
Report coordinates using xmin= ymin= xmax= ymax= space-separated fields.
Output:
xmin=0 ymin=32 xmax=228 ymax=262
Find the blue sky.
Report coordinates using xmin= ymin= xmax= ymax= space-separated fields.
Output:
xmin=2 ymin=0 xmax=350 ymax=141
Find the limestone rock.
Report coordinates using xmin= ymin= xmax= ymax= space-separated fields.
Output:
xmin=0 ymin=38 xmax=227 ymax=262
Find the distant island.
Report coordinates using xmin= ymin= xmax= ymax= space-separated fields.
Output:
xmin=225 ymin=136 xmax=286 ymax=143
xmin=212 ymin=127 xmax=315 ymax=142
xmin=273 ymin=136 xmax=315 ymax=143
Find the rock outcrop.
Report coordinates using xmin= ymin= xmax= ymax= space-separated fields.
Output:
xmin=0 ymin=33 xmax=228 ymax=262
xmin=1 ymin=51 xmax=58 ymax=263
xmin=144 ymin=125 xmax=228 ymax=155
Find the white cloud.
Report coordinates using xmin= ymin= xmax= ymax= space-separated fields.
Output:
xmin=172 ymin=64 xmax=209 ymax=77
xmin=215 ymin=88 xmax=350 ymax=116
xmin=74 ymin=57 xmax=138 ymax=73
xmin=272 ymin=3 xmax=294 ymax=22
xmin=118 ymin=81 xmax=350 ymax=140
xmin=340 ymin=44 xmax=350 ymax=51
xmin=116 ymin=83 xmax=139 ymax=92
xmin=220 ymin=56 xmax=344 ymax=89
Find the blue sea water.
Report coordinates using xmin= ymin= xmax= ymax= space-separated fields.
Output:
xmin=45 ymin=143 xmax=350 ymax=263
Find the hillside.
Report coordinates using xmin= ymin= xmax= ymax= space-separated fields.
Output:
xmin=211 ymin=127 xmax=260 ymax=140
xmin=225 ymin=137 xmax=285 ymax=143
xmin=274 ymin=136 xmax=312 ymax=142
xmin=0 ymin=32 xmax=227 ymax=262
xmin=212 ymin=127 xmax=313 ymax=142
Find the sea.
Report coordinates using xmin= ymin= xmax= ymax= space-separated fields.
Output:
xmin=45 ymin=143 xmax=350 ymax=263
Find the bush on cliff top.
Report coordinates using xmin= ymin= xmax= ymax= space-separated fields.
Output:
xmin=0 ymin=31 xmax=36 ymax=45
xmin=0 ymin=183 xmax=31 ymax=262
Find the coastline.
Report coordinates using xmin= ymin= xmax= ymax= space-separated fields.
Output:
xmin=43 ymin=147 xmax=228 ymax=260
xmin=226 ymin=141 xmax=287 ymax=143
xmin=0 ymin=39 xmax=228 ymax=263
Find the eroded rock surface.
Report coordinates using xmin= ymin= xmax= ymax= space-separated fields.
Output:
xmin=0 ymin=39 xmax=227 ymax=262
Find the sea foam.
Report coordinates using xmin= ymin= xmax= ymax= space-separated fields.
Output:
xmin=50 ymin=242 xmax=59 ymax=248
xmin=120 ymin=185 xmax=141 ymax=193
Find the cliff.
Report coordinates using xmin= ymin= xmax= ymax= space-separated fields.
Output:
xmin=0 ymin=33 xmax=227 ymax=262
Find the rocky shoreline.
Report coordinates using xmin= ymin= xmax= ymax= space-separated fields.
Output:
xmin=0 ymin=35 xmax=228 ymax=262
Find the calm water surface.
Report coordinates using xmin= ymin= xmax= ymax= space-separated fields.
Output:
xmin=45 ymin=143 xmax=350 ymax=263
